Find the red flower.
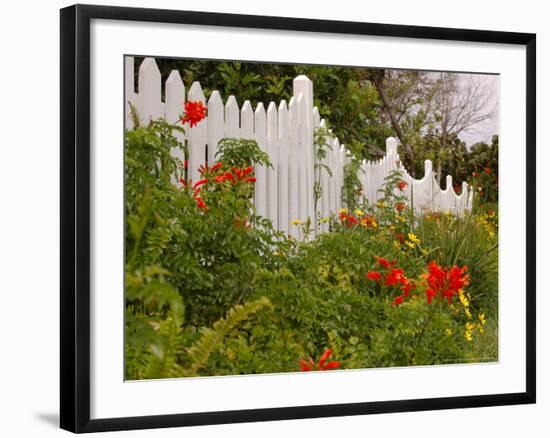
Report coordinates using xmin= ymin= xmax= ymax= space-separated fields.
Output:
xmin=339 ymin=212 xmax=358 ymax=227
xmin=194 ymin=196 xmax=207 ymax=210
xmin=397 ymin=180 xmax=407 ymax=191
xmin=211 ymin=162 xmax=223 ymax=173
xmin=179 ymin=178 xmax=188 ymax=187
xmin=181 ymin=101 xmax=207 ymax=127
xmin=396 ymin=233 xmax=405 ymax=244
xmin=472 ymin=171 xmax=479 ymax=177
xmin=192 ymin=178 xmax=208 ymax=190
xmin=395 ymin=202 xmax=406 ymax=212
xmin=385 ymin=268 xmax=405 ymax=287
xmin=484 ymin=167 xmax=492 ymax=174
xmin=223 ymin=171 xmax=235 ymax=184
xmin=299 ymin=359 xmax=314 ymax=372
xmin=423 ymin=261 xmax=469 ymax=304
xmin=183 ymin=159 xmax=189 ymax=170
xmin=426 ymin=288 xmax=437 ymax=304
xmin=401 ymin=279 xmax=416 ymax=297
xmin=392 ymin=294 xmax=404 ymax=306
xmin=199 ymin=162 xmax=223 ymax=175
xmin=375 ymin=256 xmax=392 ymax=269
xmin=366 ymin=271 xmax=382 ymax=281
xmin=299 ymin=348 xmax=341 ymax=372
xmin=233 ymin=165 xmax=254 ymax=181
xmin=246 ymin=177 xmax=256 ymax=183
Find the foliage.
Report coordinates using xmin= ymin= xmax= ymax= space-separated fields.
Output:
xmin=125 ymin=110 xmax=498 ymax=380
xmin=215 ymin=137 xmax=271 ymax=168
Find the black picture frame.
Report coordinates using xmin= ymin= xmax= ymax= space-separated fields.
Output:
xmin=60 ymin=4 xmax=536 ymax=433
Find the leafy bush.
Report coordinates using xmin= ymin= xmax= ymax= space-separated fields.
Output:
xmin=125 ymin=121 xmax=498 ymax=379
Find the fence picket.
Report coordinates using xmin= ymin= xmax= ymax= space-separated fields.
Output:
xmin=277 ymin=100 xmax=290 ymax=236
xmin=266 ymin=102 xmax=279 ymax=230
xmin=207 ymin=91 xmax=224 ymax=164
xmin=187 ymin=81 xmax=207 ymax=183
xmin=254 ymin=103 xmax=267 ymax=219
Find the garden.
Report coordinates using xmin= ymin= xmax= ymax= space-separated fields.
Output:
xmin=124 ymin=59 xmax=499 ymax=380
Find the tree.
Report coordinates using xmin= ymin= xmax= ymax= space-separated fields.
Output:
xmin=429 ymin=73 xmax=496 ymax=185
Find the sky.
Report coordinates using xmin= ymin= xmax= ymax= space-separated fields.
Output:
xmin=456 ymin=73 xmax=500 ymax=147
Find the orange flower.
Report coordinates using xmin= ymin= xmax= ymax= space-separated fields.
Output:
xmin=395 ymin=202 xmax=406 ymax=212
xmin=397 ymin=180 xmax=407 ymax=191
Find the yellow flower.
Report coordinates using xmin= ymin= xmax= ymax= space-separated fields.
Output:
xmin=319 ymin=217 xmax=330 ymax=224
xmin=291 ymin=219 xmax=303 ymax=226
xmin=466 ymin=322 xmax=475 ymax=332
xmin=477 ymin=323 xmax=485 ymax=334
xmin=354 ymin=209 xmax=364 ymax=216
xmin=405 ymin=241 xmax=415 ymax=249
xmin=478 ymin=313 xmax=487 ymax=326
xmin=445 ymin=328 xmax=453 ymax=336
xmin=338 ymin=208 xmax=348 ymax=214
xmin=393 ymin=241 xmax=401 ymax=249
xmin=371 ymin=219 xmax=378 ymax=228
xmin=407 ymin=233 xmax=421 ymax=245
xmin=465 ymin=330 xmax=473 ymax=342
xmin=458 ymin=289 xmax=469 ymax=308
xmin=464 ymin=308 xmax=472 ymax=319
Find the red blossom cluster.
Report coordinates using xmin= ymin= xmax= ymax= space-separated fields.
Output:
xmin=366 ymin=257 xmax=416 ymax=306
xmin=338 ymin=211 xmax=376 ymax=228
xmin=179 ymin=162 xmax=256 ymax=211
xmin=299 ymin=348 xmax=341 ymax=372
xmin=181 ymin=101 xmax=207 ymax=127
xmin=366 ymin=257 xmax=469 ymax=307
xmin=423 ymin=261 xmax=470 ymax=304
xmin=339 ymin=211 xmax=358 ymax=227
xmin=397 ymin=180 xmax=407 ymax=191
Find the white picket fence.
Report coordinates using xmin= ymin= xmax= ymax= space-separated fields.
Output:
xmin=125 ymin=57 xmax=473 ymax=238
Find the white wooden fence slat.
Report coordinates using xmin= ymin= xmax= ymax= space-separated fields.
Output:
xmin=187 ymin=81 xmax=207 ymax=183
xmin=266 ymin=102 xmax=279 ymax=230
xmin=277 ymin=100 xmax=290 ymax=236
xmin=225 ymin=96 xmax=240 ymax=138
xmin=254 ymin=103 xmax=267 ymax=219
xmin=288 ymin=97 xmax=300 ymax=239
xmin=137 ymin=57 xmax=164 ymax=126
xmin=165 ymin=70 xmax=186 ymax=169
xmin=207 ymin=90 xmax=224 ymax=164
xmin=240 ymin=101 xmax=254 ymax=139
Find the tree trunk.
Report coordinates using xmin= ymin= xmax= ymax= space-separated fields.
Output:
xmin=373 ymin=76 xmax=415 ymax=176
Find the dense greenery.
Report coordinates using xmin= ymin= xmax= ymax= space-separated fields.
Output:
xmin=124 ymin=122 xmax=498 ymax=379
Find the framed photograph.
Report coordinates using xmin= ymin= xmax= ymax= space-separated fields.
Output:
xmin=60 ymin=4 xmax=536 ymax=433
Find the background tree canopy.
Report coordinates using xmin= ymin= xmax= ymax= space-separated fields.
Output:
xmin=134 ymin=57 xmax=498 ymax=199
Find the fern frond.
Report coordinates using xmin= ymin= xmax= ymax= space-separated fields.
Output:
xmin=185 ymin=297 xmax=271 ymax=376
